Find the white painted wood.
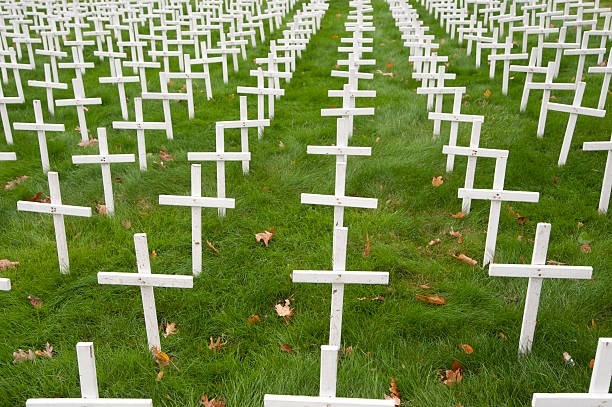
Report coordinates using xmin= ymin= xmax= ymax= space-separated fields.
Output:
xmin=0 ymin=152 xmax=16 ymax=161
xmin=55 ymin=78 xmax=102 ymax=142
xmin=264 ymin=395 xmax=395 ymax=407
xmin=307 ymin=146 xmax=371 ymax=156
xmin=27 ymin=64 xmax=67 ymax=116
xmin=98 ymin=60 xmax=138 ymax=120
xmin=301 ymin=193 xmax=378 ymax=209
xmin=532 ymin=394 xmax=612 ymax=406
xmin=17 ymin=172 xmax=92 ymax=274
xmin=536 ymin=63 xmax=577 ymax=138
xmin=583 ymin=133 xmax=612 ymax=213
xmin=589 ymin=338 xmax=612 ymax=393
xmin=72 ymin=128 xmax=135 ymax=216
xmin=159 ymin=164 xmax=235 ymax=275
xmin=76 ymin=342 xmax=98 ymax=399
xmin=489 ymin=264 xmax=593 ymax=279
xmin=97 ymin=233 xmax=193 ymax=352
xmin=292 ymin=270 xmax=389 ymax=284
xmin=26 ymin=399 xmax=153 ymax=406
xmin=588 ymin=48 xmax=612 ymax=110
xmin=0 ymin=278 xmax=10 ymax=291
xmin=319 ymin=346 xmax=339 ymax=397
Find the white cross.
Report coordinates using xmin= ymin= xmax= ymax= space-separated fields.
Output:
xmin=55 ymin=78 xmax=102 ymax=142
xmin=413 ymin=64 xmax=456 ymax=116
xmin=588 ymin=48 xmax=612 ymax=110
xmin=541 ymin=26 xmax=577 ymax=79
xmin=192 ymin=41 xmax=225 ymax=89
xmin=98 ymin=59 xmax=139 ymax=120
xmin=487 ymin=37 xmax=528 ymax=95
xmin=0 ymin=277 xmax=9 ymax=291
xmin=583 ymin=133 xmax=612 ymax=213
xmin=564 ymin=35 xmax=607 ymax=84
xmin=141 ymin=72 xmax=187 ymax=141
xmin=0 ymin=78 xmax=24 ymax=145
xmin=0 ymin=152 xmax=16 ymax=161
xmin=534 ymin=62 xmax=577 ymax=138
xmin=25 ymin=342 xmax=153 ymax=407
xmin=546 ymin=81 xmax=606 ymax=166
xmin=164 ymin=55 xmax=210 ymax=119
xmin=458 ymin=155 xmax=539 ymax=266
xmin=13 ymin=100 xmax=65 ymax=174
xmin=532 ymin=337 xmax=612 ymax=405
xmin=123 ymin=42 xmax=161 ymax=94
xmin=112 ymin=97 xmax=167 ymax=171
xmin=433 ymin=107 xmax=484 ymax=173
xmin=98 ymin=233 xmax=193 ymax=352
xmin=328 ymin=85 xmax=376 ymax=138
xmin=159 ymin=164 xmax=235 ymax=275
xmin=418 ymin=86 xmax=465 ymax=138
xmin=489 ymin=223 xmax=593 ymax=355
xmin=510 ymin=47 xmax=548 ymax=112
xmin=27 ymin=63 xmax=68 ymax=117
xmin=57 ymin=46 xmax=95 ymax=84
xmin=17 ymin=171 xmax=92 ymax=274
xmin=72 ymin=128 xmax=135 ymax=216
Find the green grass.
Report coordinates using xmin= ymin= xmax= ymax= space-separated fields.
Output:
xmin=0 ymin=1 xmax=611 ymax=406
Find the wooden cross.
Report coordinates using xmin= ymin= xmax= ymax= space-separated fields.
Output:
xmin=487 ymin=37 xmax=528 ymax=95
xmin=588 ymin=48 xmax=612 ymax=110
xmin=328 ymin=85 xmax=376 ymax=138
xmin=192 ymin=41 xmax=225 ymax=90
xmin=27 ymin=64 xmax=67 ymax=116
xmin=93 ymin=37 xmax=127 ymax=77
xmin=98 ymin=233 xmax=193 ymax=352
xmin=13 ymin=100 xmax=64 ymax=174
xmin=474 ymin=27 xmax=500 ymax=68
xmin=98 ymin=59 xmax=139 ymax=120
xmin=55 ymin=78 xmax=102 ymax=142
xmin=112 ymin=97 xmax=167 ymax=171
xmin=534 ymin=62 xmax=577 ymax=138
xmin=142 ymin=72 xmax=188 ymax=141
xmin=17 ymin=171 xmax=92 ymax=274
xmin=164 ymin=55 xmax=210 ymax=119
xmin=247 ymin=68 xmax=291 ymax=120
xmin=510 ymin=47 xmax=548 ymax=112
xmin=122 ymin=42 xmax=161 ymax=93
xmin=541 ymin=26 xmax=577 ymax=79
xmin=25 ymin=342 xmax=153 ymax=406
xmin=159 ymin=164 xmax=235 ymax=275
xmin=532 ymin=337 xmax=612 ymax=405
xmin=489 ymin=223 xmax=593 ymax=355
xmin=35 ymin=32 xmax=67 ymax=83
xmin=546 ymin=81 xmax=606 ymax=166
xmin=564 ymin=35 xmax=607 ymax=84
xmin=0 ymin=78 xmax=24 ymax=145
xmin=413 ymin=65 xmax=457 ymax=116
xmin=458 ymin=155 xmax=539 ymax=266
xmin=0 ymin=152 xmax=16 ymax=161
xmin=237 ymin=67 xmax=285 ymax=139
xmin=583 ymin=133 xmax=612 ymax=213
xmin=57 ymin=46 xmax=95 ymax=85
xmin=72 ymin=128 xmax=135 ymax=216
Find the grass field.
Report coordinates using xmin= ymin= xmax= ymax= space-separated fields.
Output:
xmin=0 ymin=0 xmax=611 ymax=406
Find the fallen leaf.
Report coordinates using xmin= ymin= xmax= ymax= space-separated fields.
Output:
xmin=439 ymin=361 xmax=463 ymax=386
xmin=12 ymin=349 xmax=35 ymax=364
xmin=247 ymin=315 xmax=260 ymax=324
xmin=77 ymin=135 xmax=98 ymax=148
xmin=34 ymin=343 xmax=53 ymax=358
xmin=499 ymin=332 xmax=507 ymax=340
xmin=450 ymin=228 xmax=463 ymax=243
xmin=152 ymin=250 xmax=157 ymax=259
xmin=156 ymin=370 xmax=164 ymax=381
xmin=162 ymin=322 xmax=177 ymax=338
xmin=581 ymin=244 xmax=591 ymax=253
xmin=28 ymin=295 xmax=42 ymax=308
xmin=279 ymin=141 xmax=284 ymax=148
xmin=415 ymin=294 xmax=446 ymax=305
xmin=419 ymin=284 xmax=431 ymax=289
xmin=454 ymin=253 xmax=477 ymax=266
xmin=255 ymin=229 xmax=274 ymax=247
xmin=122 ymin=220 xmax=131 ymax=229
xmin=590 ymin=358 xmax=595 ymax=368
xmin=153 ymin=161 xmax=166 ymax=169
xmin=386 ymin=62 xmax=393 ymax=69
xmin=152 ymin=347 xmax=171 ymax=367
xmin=428 ymin=238 xmax=441 ymax=246
xmin=200 ymin=395 xmax=226 ymax=407
xmin=3 ymin=175 xmax=28 ymax=189
xmin=384 ymin=378 xmax=400 ymax=406
xmin=363 ymin=233 xmax=371 ymax=257
xmin=563 ymin=351 xmax=575 ymax=366
xmin=356 ymin=296 xmax=385 ymax=301
xmin=206 ymin=241 xmax=219 ymax=254
xmin=432 ymin=176 xmax=443 ymax=186
xmin=208 ymin=337 xmax=227 ymax=352
xmin=591 ymin=319 xmax=598 ymax=330
xmin=451 ymin=211 xmax=466 ymax=218
xmin=459 ymin=344 xmax=473 ymax=354
xmin=484 ymin=89 xmax=491 ymax=97
xmin=96 ymin=204 xmax=107 ymax=214
xmin=26 ymin=192 xmax=51 ymax=203
xmin=275 ymin=298 xmax=294 ymax=320
xmin=547 ymin=259 xmax=566 ymax=265
xmin=0 ymin=259 xmax=19 ymax=271
xmin=382 ymin=72 xmax=395 ymax=77
xmin=280 ymin=344 xmax=292 ymax=353
xmin=158 ymin=149 xmax=174 ymax=161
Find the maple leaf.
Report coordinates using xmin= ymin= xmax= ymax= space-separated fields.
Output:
xmin=416 ymin=294 xmax=446 ymax=305
xmin=35 ymin=343 xmax=54 ymax=358
xmin=247 ymin=315 xmax=260 ymax=324
xmin=162 ymin=322 xmax=177 ymax=338
xmin=255 ymin=228 xmax=275 ymax=247
xmin=28 ymin=295 xmax=42 ymax=308
xmin=363 ymin=233 xmax=370 ymax=257
xmin=432 ymin=176 xmax=443 ymax=186
xmin=275 ymin=298 xmax=294 ymax=322
xmin=208 ymin=337 xmax=227 ymax=352
xmin=0 ymin=259 xmax=19 ymax=271
xmin=159 ymin=149 xmax=174 ymax=161
xmin=451 ymin=211 xmax=466 ymax=218
xmin=96 ymin=204 xmax=107 ymax=214
xmin=3 ymin=175 xmax=28 ymax=189
xmin=581 ymin=244 xmax=591 ymax=253
xmin=280 ymin=344 xmax=292 ymax=353
xmin=459 ymin=344 xmax=473 ymax=354
xmin=453 ymin=253 xmax=477 ymax=266
xmin=384 ymin=378 xmax=400 ymax=406
xmin=200 ymin=395 xmax=226 ymax=407
xmin=439 ymin=361 xmax=463 ymax=386
xmin=12 ymin=349 xmax=35 ymax=364
xmin=206 ymin=241 xmax=219 ymax=254
xmin=450 ymin=228 xmax=463 ymax=243
xmin=484 ymin=89 xmax=491 ymax=98
xmin=152 ymin=347 xmax=171 ymax=367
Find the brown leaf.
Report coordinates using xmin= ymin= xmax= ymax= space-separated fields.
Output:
xmin=156 ymin=370 xmax=164 ymax=381
xmin=255 ymin=229 xmax=275 ymax=247
xmin=121 ymin=220 xmax=131 ymax=229
xmin=26 ymin=192 xmax=51 ymax=203
xmin=439 ymin=361 xmax=464 ymax=386
xmin=454 ymin=253 xmax=477 ymax=266
xmin=152 ymin=250 xmax=157 ymax=259
xmin=591 ymin=319 xmax=598 ymax=330
xmin=547 ymin=259 xmax=566 ymax=265
xmin=275 ymin=299 xmax=294 ymax=320
xmin=581 ymin=244 xmax=591 ymax=253
xmin=428 ymin=238 xmax=442 ymax=246
xmin=451 ymin=211 xmax=466 ymax=218
xmin=162 ymin=322 xmax=177 ymax=338
xmin=499 ymin=332 xmax=507 ymax=340
xmin=77 ymin=135 xmax=98 ymax=148
xmin=459 ymin=344 xmax=473 ymax=354
xmin=356 ymin=296 xmax=385 ymax=301
xmin=28 ymin=295 xmax=42 ymax=308
xmin=206 ymin=241 xmax=219 ymax=254
xmin=152 ymin=347 xmax=171 ymax=367
xmin=247 ymin=315 xmax=260 ymax=324
xmin=0 ymin=259 xmax=19 ymax=271
xmin=12 ymin=349 xmax=35 ymax=364
xmin=279 ymin=141 xmax=285 ymax=148
xmin=363 ymin=233 xmax=371 ymax=257
xmin=415 ymin=294 xmax=446 ymax=305
xmin=208 ymin=337 xmax=227 ymax=352
xmin=432 ymin=175 xmax=443 ymax=186
xmin=153 ymin=161 xmax=166 ymax=169
xmin=450 ymin=228 xmax=463 ymax=243
xmin=158 ymin=149 xmax=174 ymax=161
xmin=3 ymin=175 xmax=28 ymax=189
xmin=419 ymin=284 xmax=431 ymax=289
xmin=484 ymin=89 xmax=491 ymax=98
xmin=590 ymin=358 xmax=595 ymax=368
xmin=384 ymin=378 xmax=400 ymax=406
xmin=200 ymin=395 xmax=226 ymax=407
xmin=280 ymin=344 xmax=292 ymax=353
xmin=34 ymin=343 xmax=53 ymax=358
xmin=96 ymin=204 xmax=107 ymax=214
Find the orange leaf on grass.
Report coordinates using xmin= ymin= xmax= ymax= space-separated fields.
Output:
xmin=208 ymin=337 xmax=227 ymax=352
xmin=152 ymin=347 xmax=171 ymax=367
xmin=459 ymin=344 xmax=473 ymax=354
xmin=280 ymin=344 xmax=293 ymax=353
xmin=200 ymin=395 xmax=226 ymax=407
xmin=0 ymin=259 xmax=19 ymax=271
xmin=206 ymin=241 xmax=219 ymax=254
xmin=432 ymin=176 xmax=443 ymax=186
xmin=484 ymin=89 xmax=491 ymax=97
xmin=256 ymin=228 xmax=275 ymax=247
xmin=451 ymin=211 xmax=466 ymax=218
xmin=247 ymin=315 xmax=260 ymax=324
xmin=363 ymin=233 xmax=371 ymax=257
xmin=416 ymin=294 xmax=446 ymax=305
xmin=384 ymin=378 xmax=400 ymax=406
xmin=454 ymin=253 xmax=477 ymax=266
xmin=386 ymin=62 xmax=393 ymax=69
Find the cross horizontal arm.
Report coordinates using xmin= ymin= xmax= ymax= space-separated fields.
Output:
xmin=112 ymin=121 xmax=167 ymax=130
xmin=429 ymin=112 xmax=483 ymax=122
xmin=442 ymin=145 xmax=508 ymax=158
xmin=0 ymin=278 xmax=10 ymax=291
xmin=264 ymin=395 xmax=395 ymax=407
xmin=489 ymin=264 xmax=592 ymax=279
xmin=306 ymin=146 xmax=371 ymax=156
xmin=141 ymin=92 xmax=189 ymax=101
xmin=328 ymin=89 xmax=376 ymax=98
xmin=17 ymin=201 xmax=92 ymax=217
xmin=237 ymin=86 xmax=285 ymax=96
xmin=292 ymin=270 xmax=389 ymax=284
xmin=331 ymin=70 xmax=374 ymax=80
xmin=13 ymin=123 xmax=65 ymax=132
xmin=321 ymin=108 xmax=375 ymax=116
xmin=417 ymin=87 xmax=466 ymax=95
xmin=72 ymin=154 xmax=135 ymax=164
xmin=56 ymin=98 xmax=103 ymax=107
xmin=217 ymin=119 xmax=270 ymax=128
xmin=301 ymin=193 xmax=378 ymax=209
xmin=188 ymin=152 xmax=251 ymax=161
xmin=547 ymin=103 xmax=606 ymax=117
xmin=0 ymin=152 xmax=17 ymax=160
xmin=532 ymin=394 xmax=612 ymax=406
xmin=28 ymin=80 xmax=68 ymax=90
xmin=457 ymin=188 xmax=540 ymax=202
xmin=159 ymin=195 xmax=235 ymax=208
xmin=97 ymin=272 xmax=193 ymax=288
xmin=583 ymin=141 xmax=612 ymax=151
xmin=26 ymin=399 xmax=153 ymax=407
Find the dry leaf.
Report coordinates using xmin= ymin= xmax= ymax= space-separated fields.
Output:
xmin=432 ymin=175 xmax=443 ymax=186
xmin=275 ymin=299 xmax=294 ymax=320
xmin=581 ymin=244 xmax=591 ymax=253
xmin=415 ymin=294 xmax=446 ymax=305
xmin=208 ymin=337 xmax=227 ymax=352
xmin=454 ymin=253 xmax=477 ymax=266
xmin=12 ymin=349 xmax=35 ymax=364
xmin=439 ymin=361 xmax=463 ymax=386
xmin=563 ymin=351 xmax=575 ymax=366
xmin=591 ymin=319 xmax=598 ymax=330
xmin=547 ymin=260 xmax=566 ymax=265
xmin=28 ymin=295 xmax=42 ymax=308
xmin=382 ymin=72 xmax=395 ymax=77
xmin=459 ymin=344 xmax=473 ymax=354
xmin=153 ymin=161 xmax=166 ymax=169
xmin=484 ymin=89 xmax=491 ymax=98
xmin=247 ymin=315 xmax=260 ymax=324
xmin=96 ymin=204 xmax=107 ymax=214
xmin=386 ymin=62 xmax=393 ymax=69
xmin=384 ymin=378 xmax=400 ymax=406
xmin=428 ymin=238 xmax=441 ymax=246
xmin=451 ymin=211 xmax=466 ymax=218
xmin=200 ymin=395 xmax=226 ymax=407
xmin=450 ymin=228 xmax=463 ymax=243
xmin=499 ymin=332 xmax=507 ymax=340
xmin=206 ymin=241 xmax=219 ymax=254
xmin=255 ymin=228 xmax=275 ymax=247
xmin=156 ymin=370 xmax=164 ymax=381
xmin=419 ymin=284 xmax=431 ymax=289
xmin=122 ymin=220 xmax=131 ymax=229
xmin=280 ymin=344 xmax=292 ymax=353
xmin=152 ymin=250 xmax=157 ymax=259
xmin=158 ymin=149 xmax=174 ymax=161
xmin=363 ymin=233 xmax=371 ymax=257
xmin=152 ymin=347 xmax=171 ymax=367
xmin=590 ymin=358 xmax=595 ymax=368
xmin=279 ymin=141 xmax=285 ymax=148
xmin=26 ymin=192 xmax=50 ymax=203
xmin=162 ymin=322 xmax=177 ymax=338
xmin=0 ymin=259 xmax=19 ymax=271
xmin=356 ymin=296 xmax=385 ymax=301
xmin=78 ymin=135 xmax=98 ymax=148
xmin=34 ymin=343 xmax=53 ymax=358
xmin=3 ymin=175 xmax=28 ymax=189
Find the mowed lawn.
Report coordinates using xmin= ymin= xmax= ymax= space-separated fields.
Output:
xmin=0 ymin=0 xmax=611 ymax=406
